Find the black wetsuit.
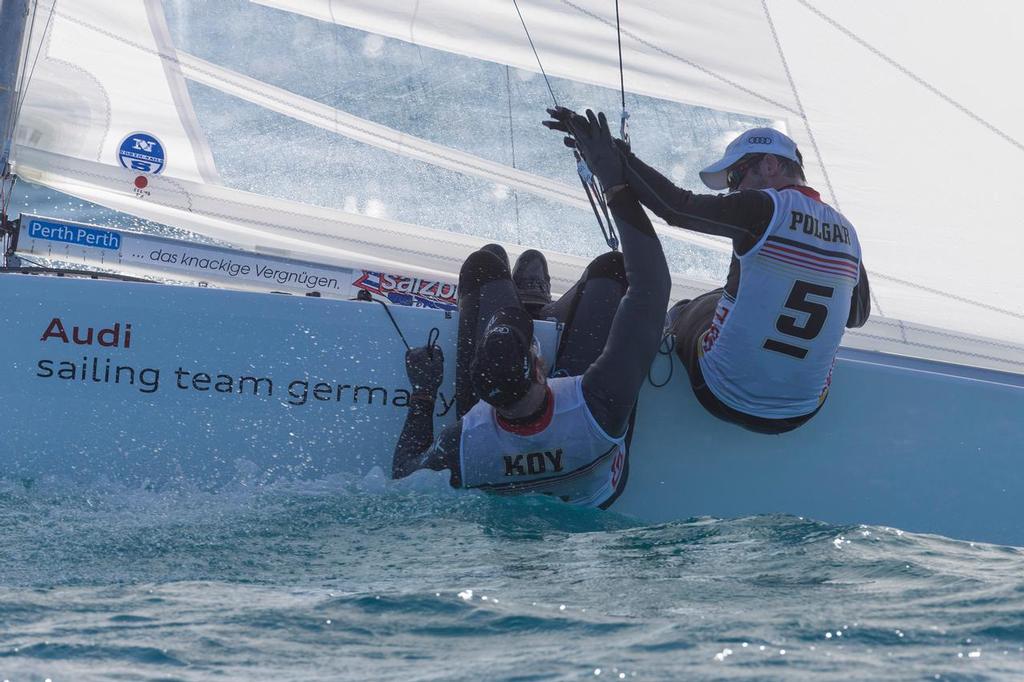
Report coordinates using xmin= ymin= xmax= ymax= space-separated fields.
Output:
xmin=623 ymin=150 xmax=871 ymax=433
xmin=393 ymin=188 xmax=671 ymax=489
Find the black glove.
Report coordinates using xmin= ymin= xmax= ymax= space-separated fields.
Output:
xmin=542 ymin=105 xmax=587 ymax=141
xmin=543 ymin=107 xmax=626 ymax=189
xmin=406 ymin=345 xmax=443 ymax=395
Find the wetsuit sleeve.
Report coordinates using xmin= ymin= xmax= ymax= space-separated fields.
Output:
xmin=847 ymin=263 xmax=871 ymax=328
xmin=581 ymin=187 xmax=672 ymax=438
xmin=622 ymin=149 xmax=774 ymax=256
xmin=392 ymin=399 xmax=464 ymax=487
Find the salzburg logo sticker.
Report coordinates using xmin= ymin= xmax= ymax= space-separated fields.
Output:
xmin=117 ymin=132 xmax=166 ymax=175
xmin=352 ymin=271 xmax=458 ymax=311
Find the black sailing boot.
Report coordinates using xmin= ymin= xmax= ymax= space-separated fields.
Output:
xmin=479 ymin=243 xmax=510 ymax=270
xmin=512 ymin=249 xmax=551 ymax=315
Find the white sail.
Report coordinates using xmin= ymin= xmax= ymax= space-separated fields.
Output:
xmin=14 ymin=0 xmax=217 ymax=183
xmin=11 ymin=0 xmax=1024 ymax=345
xmin=254 ymin=0 xmax=1024 ymax=343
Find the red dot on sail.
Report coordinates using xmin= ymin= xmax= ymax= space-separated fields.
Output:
xmin=134 ymin=176 xmax=148 ymax=189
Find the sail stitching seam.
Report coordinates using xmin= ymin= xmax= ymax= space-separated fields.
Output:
xmin=795 ymin=0 xmax=1024 ymax=154
xmin=53 ymin=11 xmax=573 ymax=197
xmin=557 ymin=0 xmax=801 ymax=117
xmin=47 ymin=57 xmax=111 ymax=163
xmin=845 ymin=331 xmax=1024 ymax=368
xmin=759 ymin=1 xmax=840 ymax=207
xmin=558 ymin=0 xmax=1021 ymax=323
xmin=51 ymin=15 xmax=552 ymax=205
xmin=863 ymin=317 xmax=1024 ymax=353
xmin=870 ymin=273 xmax=1024 ymax=322
xmin=756 ymin=0 xmax=892 ymax=322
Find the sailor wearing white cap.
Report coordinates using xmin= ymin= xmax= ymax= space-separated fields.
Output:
xmin=697 ymin=127 xmax=803 ymax=191
xmin=546 ymin=110 xmax=871 ymax=434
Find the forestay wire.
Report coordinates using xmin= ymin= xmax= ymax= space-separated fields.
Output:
xmin=511 ymin=0 xmax=619 ymax=252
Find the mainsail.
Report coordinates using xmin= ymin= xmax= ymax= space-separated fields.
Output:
xmin=255 ymin=0 xmax=1024 ymax=343
xmin=10 ymin=0 xmax=1024 ymax=347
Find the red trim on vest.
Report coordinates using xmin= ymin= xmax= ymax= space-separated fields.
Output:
xmin=781 ymin=185 xmax=821 ymax=202
xmin=495 ymin=386 xmax=554 ymax=436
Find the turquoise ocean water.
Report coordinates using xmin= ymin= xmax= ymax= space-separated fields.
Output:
xmin=2 ymin=474 xmax=1024 ymax=681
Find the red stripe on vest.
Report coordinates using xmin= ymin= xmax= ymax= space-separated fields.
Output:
xmin=763 ymin=243 xmax=859 ymax=274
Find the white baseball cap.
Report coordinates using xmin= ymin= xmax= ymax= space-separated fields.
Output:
xmin=699 ymin=127 xmax=801 ymax=190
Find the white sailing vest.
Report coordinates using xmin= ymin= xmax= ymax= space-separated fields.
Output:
xmin=459 ymin=376 xmax=627 ymax=508
xmin=699 ymin=187 xmax=862 ymax=419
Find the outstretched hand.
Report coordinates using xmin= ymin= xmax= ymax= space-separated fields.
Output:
xmin=406 ymin=345 xmax=444 ymax=395
xmin=542 ymin=106 xmax=588 ymax=149
xmin=543 ymin=107 xmax=626 ymax=189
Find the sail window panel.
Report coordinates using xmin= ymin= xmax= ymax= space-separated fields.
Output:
xmin=184 ymin=81 xmax=728 ymax=283
xmin=245 ymin=0 xmax=793 ymax=120
xmin=163 ymin=0 xmax=773 ymax=281
xmin=162 ymin=0 xmax=774 ymax=193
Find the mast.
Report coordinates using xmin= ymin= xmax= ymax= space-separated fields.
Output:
xmin=0 ymin=0 xmax=31 ymax=176
xmin=0 ymin=0 xmax=31 ymax=266
xmin=0 ymin=0 xmax=30 ymax=176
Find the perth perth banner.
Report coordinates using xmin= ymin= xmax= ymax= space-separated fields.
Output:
xmin=15 ymin=214 xmax=458 ymax=309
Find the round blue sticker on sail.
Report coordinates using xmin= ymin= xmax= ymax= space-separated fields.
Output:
xmin=117 ymin=132 xmax=166 ymax=175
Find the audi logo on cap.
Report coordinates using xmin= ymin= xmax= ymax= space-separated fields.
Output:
xmin=747 ymin=136 xmax=773 ymax=145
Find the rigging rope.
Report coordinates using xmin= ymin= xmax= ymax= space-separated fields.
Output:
xmin=510 ymin=0 xmax=620 ymax=251
xmin=3 ymin=0 xmax=55 ymax=222
xmin=0 ymin=174 xmax=14 ymax=218
xmin=356 ymin=289 xmax=443 ymax=354
xmin=574 ymin=150 xmax=617 ymax=250
xmin=6 ymin=0 xmax=56 ymax=170
xmin=358 ymin=289 xmax=411 ymax=350
xmin=614 ymin=0 xmax=629 ymax=144
xmin=511 ymin=0 xmax=559 ymax=108
xmin=2 ymin=1 xmax=32 ymax=170
xmin=647 ymin=334 xmax=675 ymax=388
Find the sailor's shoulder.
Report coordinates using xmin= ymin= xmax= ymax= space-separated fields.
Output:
xmin=460 ymin=401 xmax=493 ymax=430
xmin=547 ymin=375 xmax=585 ymax=401
xmin=547 ymin=375 xmax=582 ymax=390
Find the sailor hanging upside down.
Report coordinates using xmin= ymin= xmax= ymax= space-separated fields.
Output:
xmin=391 ymin=110 xmax=670 ymax=508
